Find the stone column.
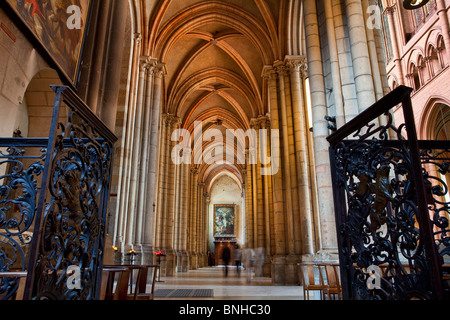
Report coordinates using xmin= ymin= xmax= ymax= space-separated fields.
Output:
xmin=437 ymin=0 xmax=450 ymax=53
xmin=255 ymin=120 xmax=265 ymax=250
xmin=173 ymin=161 xmax=181 ymax=271
xmin=384 ymin=5 xmax=405 ymax=85
xmin=285 ymin=56 xmax=315 ymax=256
xmin=134 ymin=60 xmax=156 ymax=255
xmin=125 ymin=57 xmax=148 ymax=252
xmin=361 ymin=0 xmax=385 ymax=101
xmin=99 ymin=0 xmax=129 ymax=130
xmin=274 ymin=62 xmax=295 ymax=256
xmin=202 ymin=191 xmax=209 ymax=267
xmin=175 ymin=163 xmax=190 ymax=272
xmin=163 ymin=115 xmax=180 ymax=276
xmin=179 ymin=163 xmax=190 ymax=272
xmin=304 ymin=0 xmax=338 ymax=256
xmin=345 ymin=0 xmax=376 ymax=112
xmin=196 ymin=182 xmax=203 ymax=267
xmin=324 ymin=1 xmax=346 ymax=128
xmin=263 ymin=66 xmax=286 ymax=283
xmin=189 ymin=167 xmax=199 ymax=269
xmin=114 ymin=33 xmax=141 ymax=257
xmin=259 ymin=118 xmax=272 ymax=257
xmin=244 ymin=151 xmax=253 ymax=247
xmin=84 ymin=0 xmax=110 ymax=114
xmin=141 ymin=62 xmax=165 ymax=263
xmin=369 ymin=0 xmax=391 ymax=97
xmin=154 ymin=112 xmax=166 ymax=271
xmin=260 ymin=117 xmax=273 ymax=277
xmin=332 ymin=1 xmax=359 ymax=121
xmin=250 ymin=119 xmax=260 ymax=249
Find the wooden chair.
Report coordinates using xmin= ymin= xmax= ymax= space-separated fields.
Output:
xmin=129 ymin=265 xmax=159 ymax=300
xmin=298 ymin=263 xmax=328 ymax=300
xmin=322 ymin=264 xmax=342 ymax=300
xmin=101 ymin=267 xmax=130 ymax=300
xmin=103 ymin=264 xmax=159 ymax=300
xmin=0 ymin=272 xmax=28 ymax=300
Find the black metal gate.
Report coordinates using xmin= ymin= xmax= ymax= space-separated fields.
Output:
xmin=328 ymin=86 xmax=449 ymax=300
xmin=0 ymin=86 xmax=117 ymax=300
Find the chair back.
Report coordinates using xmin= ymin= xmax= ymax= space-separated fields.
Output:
xmin=299 ymin=264 xmax=319 ymax=286
xmin=101 ymin=267 xmax=130 ymax=300
xmin=325 ymin=264 xmax=339 ymax=287
xmin=0 ymin=272 xmax=28 ymax=300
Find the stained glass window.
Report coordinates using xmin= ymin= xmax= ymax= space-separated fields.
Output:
xmin=380 ymin=2 xmax=393 ymax=62
xmin=414 ymin=8 xmax=425 ymax=27
xmin=425 ymin=0 xmax=437 ymax=16
xmin=414 ymin=0 xmax=437 ymax=28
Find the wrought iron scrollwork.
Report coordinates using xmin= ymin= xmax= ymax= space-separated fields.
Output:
xmin=419 ymin=146 xmax=450 ymax=258
xmin=31 ymin=87 xmax=116 ymax=300
xmin=328 ymin=86 xmax=448 ymax=300
xmin=0 ymin=145 xmax=45 ymax=299
xmin=0 ymin=86 xmax=116 ymax=300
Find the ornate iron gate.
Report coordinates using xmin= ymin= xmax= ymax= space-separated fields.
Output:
xmin=0 ymin=86 xmax=117 ymax=300
xmin=328 ymin=86 xmax=449 ymax=300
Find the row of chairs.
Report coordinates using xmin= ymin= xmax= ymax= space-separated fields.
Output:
xmin=298 ymin=262 xmax=449 ymax=300
xmin=0 ymin=264 xmax=159 ymax=300
xmin=101 ymin=264 xmax=159 ymax=300
xmin=298 ymin=263 xmax=342 ymax=300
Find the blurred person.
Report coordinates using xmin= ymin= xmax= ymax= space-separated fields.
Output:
xmin=222 ymin=245 xmax=231 ymax=277
xmin=242 ymin=247 xmax=255 ymax=282
xmin=234 ymin=244 xmax=242 ymax=276
xmin=254 ymin=247 xmax=266 ymax=277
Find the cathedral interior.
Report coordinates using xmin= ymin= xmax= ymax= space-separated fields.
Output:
xmin=0 ymin=0 xmax=449 ymax=302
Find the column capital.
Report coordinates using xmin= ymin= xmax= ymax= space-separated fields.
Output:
xmin=273 ymin=61 xmax=289 ymax=76
xmin=262 ymin=65 xmax=278 ymax=80
xmin=190 ymin=167 xmax=199 ymax=175
xmin=251 ymin=115 xmax=270 ymax=129
xmin=163 ymin=114 xmax=181 ymax=127
xmin=284 ymin=55 xmax=308 ymax=78
xmin=154 ymin=62 xmax=167 ymax=79
xmin=133 ymin=33 xmax=142 ymax=44
xmin=383 ymin=4 xmax=396 ymax=15
xmin=139 ymin=56 xmax=150 ymax=72
xmin=250 ymin=118 xmax=261 ymax=129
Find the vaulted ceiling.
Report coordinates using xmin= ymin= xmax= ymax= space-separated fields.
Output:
xmin=131 ymin=0 xmax=304 ymax=188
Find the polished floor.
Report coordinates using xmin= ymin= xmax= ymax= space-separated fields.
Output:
xmin=152 ymin=266 xmax=306 ymax=300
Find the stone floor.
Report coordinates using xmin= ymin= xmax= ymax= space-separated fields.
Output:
xmin=152 ymin=266 xmax=308 ymax=300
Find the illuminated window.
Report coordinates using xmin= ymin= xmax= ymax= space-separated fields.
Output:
xmin=413 ymin=0 xmax=437 ymax=29
xmin=380 ymin=2 xmax=394 ymax=62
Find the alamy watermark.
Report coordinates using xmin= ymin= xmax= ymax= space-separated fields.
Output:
xmin=367 ymin=5 xmax=382 ymax=30
xmin=66 ymin=265 xmax=81 ymax=290
xmin=171 ymin=121 xmax=280 ymax=176
xmin=66 ymin=5 xmax=82 ymax=30
xmin=366 ymin=265 xmax=382 ymax=290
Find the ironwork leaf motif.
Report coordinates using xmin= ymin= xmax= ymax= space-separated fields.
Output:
xmin=34 ymin=109 xmax=112 ymax=300
xmin=331 ymin=110 xmax=446 ymax=300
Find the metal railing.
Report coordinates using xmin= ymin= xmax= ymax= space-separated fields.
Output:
xmin=327 ymin=85 xmax=449 ymax=300
xmin=0 ymin=86 xmax=117 ymax=300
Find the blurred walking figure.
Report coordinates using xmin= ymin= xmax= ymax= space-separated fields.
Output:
xmin=234 ymin=244 xmax=242 ymax=276
xmin=254 ymin=247 xmax=266 ymax=277
xmin=222 ymin=245 xmax=231 ymax=277
xmin=242 ymin=247 xmax=255 ymax=282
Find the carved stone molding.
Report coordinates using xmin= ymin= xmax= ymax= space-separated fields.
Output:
xmin=285 ymin=56 xmax=308 ymax=78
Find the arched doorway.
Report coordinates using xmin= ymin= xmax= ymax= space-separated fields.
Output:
xmin=207 ymin=172 xmax=244 ymax=266
xmin=23 ymin=68 xmax=63 ymax=138
xmin=420 ymin=99 xmax=450 ymax=140
xmin=0 ymin=67 xmax=62 ymax=277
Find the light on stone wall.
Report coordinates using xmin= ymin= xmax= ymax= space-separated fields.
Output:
xmin=403 ymin=0 xmax=429 ymax=9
